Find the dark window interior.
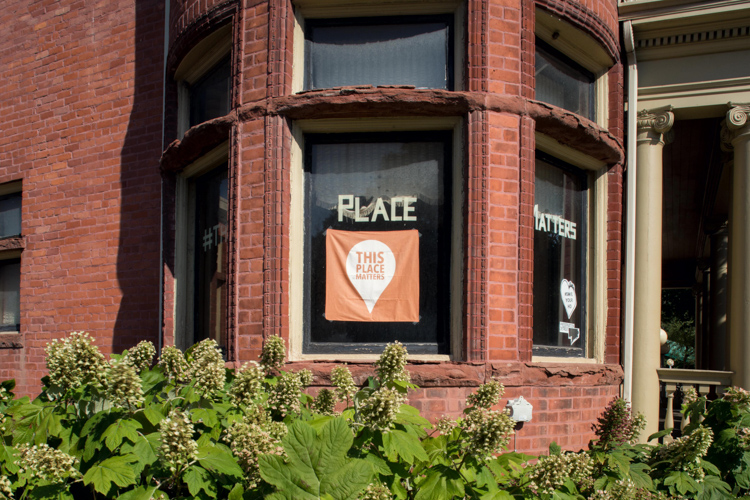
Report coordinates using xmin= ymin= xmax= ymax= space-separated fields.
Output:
xmin=189 ymin=56 xmax=231 ymax=128
xmin=0 ymin=258 xmax=20 ymax=332
xmin=304 ymin=16 xmax=453 ymax=91
xmin=192 ymin=166 xmax=229 ymax=351
xmin=304 ymin=132 xmax=452 ymax=354
xmin=0 ymin=192 xmax=21 ymax=239
xmin=533 ymin=152 xmax=587 ymax=356
xmin=535 ymin=39 xmax=595 ymax=121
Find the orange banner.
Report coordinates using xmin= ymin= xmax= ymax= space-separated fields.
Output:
xmin=325 ymin=229 xmax=419 ymax=322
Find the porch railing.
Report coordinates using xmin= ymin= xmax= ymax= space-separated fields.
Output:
xmin=657 ymin=368 xmax=733 ymax=442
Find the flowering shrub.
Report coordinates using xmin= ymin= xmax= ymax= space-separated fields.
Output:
xmin=0 ymin=333 xmax=746 ymax=499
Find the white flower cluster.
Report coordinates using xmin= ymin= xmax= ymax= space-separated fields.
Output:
xmin=724 ymin=386 xmax=750 ymax=410
xmin=0 ymin=474 xmax=12 ymax=500
xmin=223 ymin=415 xmax=287 ymax=488
xmin=123 ymin=340 xmax=156 ymax=373
xmin=650 ymin=426 xmax=713 ymax=482
xmin=359 ymin=387 xmax=406 ymax=431
xmin=158 ymin=345 xmax=189 ymax=382
xmin=260 ymin=335 xmax=286 ymax=373
xmin=297 ymin=369 xmax=313 ymax=388
xmin=681 ymin=386 xmax=699 ymax=407
xmin=0 ymin=386 xmax=9 ymax=403
xmin=105 ymin=359 xmax=145 ymax=409
xmin=527 ymin=452 xmax=594 ymax=495
xmin=467 ymin=379 xmax=503 ymax=409
xmin=589 ymin=478 xmax=639 ymax=500
xmin=17 ymin=443 xmax=81 ymax=486
xmin=375 ymin=341 xmax=410 ymax=385
xmin=357 ymin=482 xmax=391 ymax=500
xmin=229 ymin=361 xmax=265 ymax=407
xmin=0 ymin=412 xmax=6 ymax=434
xmin=267 ymin=371 xmax=304 ymax=418
xmin=435 ymin=415 xmax=458 ymax=435
xmin=462 ymin=407 xmax=516 ymax=459
xmin=189 ymin=339 xmax=226 ymax=396
xmin=312 ymin=388 xmax=337 ymax=416
xmin=739 ymin=427 xmax=750 ymax=450
xmin=45 ymin=332 xmax=107 ymax=391
xmin=331 ymin=365 xmax=357 ymax=403
xmin=159 ymin=409 xmax=198 ymax=475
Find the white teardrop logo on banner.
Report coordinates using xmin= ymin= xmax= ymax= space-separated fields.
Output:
xmin=560 ymin=279 xmax=577 ymax=319
xmin=346 ymin=240 xmax=396 ymax=313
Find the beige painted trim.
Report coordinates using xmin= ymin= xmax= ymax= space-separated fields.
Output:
xmin=635 ymin=34 xmax=750 ymax=61
xmin=620 ymin=0 xmax=750 ymax=25
xmin=596 ymin=72 xmax=609 ymax=129
xmin=638 ymin=78 xmax=750 ymax=119
xmin=174 ymin=142 xmax=229 ymax=351
xmin=294 ymin=0 xmax=461 ymax=18
xmin=535 ymin=133 xmax=608 ymax=363
xmin=292 ymin=11 xmax=306 ymax=94
xmin=536 ymin=9 xmax=613 ymax=74
xmin=0 ymin=181 xmax=21 ymax=197
xmin=535 ymin=134 xmax=607 ymax=171
xmin=289 ymin=117 xmax=464 ymax=361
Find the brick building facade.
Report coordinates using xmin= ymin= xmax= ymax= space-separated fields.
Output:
xmin=1 ymin=0 xmax=625 ymax=454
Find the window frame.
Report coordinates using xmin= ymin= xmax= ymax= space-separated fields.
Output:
xmin=535 ymin=8 xmax=612 ymax=128
xmin=289 ymin=117 xmax=464 ymax=362
xmin=302 ymin=14 xmax=455 ymax=92
xmin=533 ymin=134 xmax=608 ymax=363
xmin=292 ymin=0 xmax=465 ymax=94
xmin=0 ymin=181 xmax=23 ymax=337
xmin=535 ymin=38 xmax=596 ymax=122
xmin=173 ymin=143 xmax=230 ymax=353
xmin=174 ymin=23 xmax=233 ymax=137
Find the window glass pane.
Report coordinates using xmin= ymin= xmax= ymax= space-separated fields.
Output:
xmin=305 ymin=18 xmax=451 ymax=90
xmin=0 ymin=193 xmax=21 ymax=239
xmin=533 ymin=156 xmax=586 ymax=353
xmin=193 ymin=166 xmax=229 ymax=350
xmin=305 ymin=133 xmax=451 ymax=353
xmin=0 ymin=259 xmax=20 ymax=332
xmin=189 ymin=57 xmax=231 ymax=127
xmin=535 ymin=41 xmax=594 ymax=120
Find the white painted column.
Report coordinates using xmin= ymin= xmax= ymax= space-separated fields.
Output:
xmin=726 ymin=104 xmax=750 ymax=389
xmin=633 ymin=107 xmax=674 ymax=441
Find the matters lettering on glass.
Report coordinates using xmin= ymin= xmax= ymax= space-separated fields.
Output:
xmin=337 ymin=194 xmax=417 ymax=222
xmin=202 ymin=223 xmax=227 ymax=252
xmin=534 ymin=204 xmax=577 ymax=240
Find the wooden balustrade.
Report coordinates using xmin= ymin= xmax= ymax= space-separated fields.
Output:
xmin=656 ymin=368 xmax=733 ymax=443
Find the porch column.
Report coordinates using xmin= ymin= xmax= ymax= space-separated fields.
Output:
xmin=633 ymin=107 xmax=674 ymax=440
xmin=708 ymin=223 xmax=728 ymax=371
xmin=726 ymin=104 xmax=750 ymax=389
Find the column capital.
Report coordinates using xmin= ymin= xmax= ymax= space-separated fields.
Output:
xmin=723 ymin=103 xmax=750 ymax=151
xmin=637 ymin=106 xmax=674 ymax=146
xmin=637 ymin=106 xmax=675 ymax=134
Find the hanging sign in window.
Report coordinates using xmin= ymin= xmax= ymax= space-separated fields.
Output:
xmin=325 ymin=229 xmax=419 ymax=322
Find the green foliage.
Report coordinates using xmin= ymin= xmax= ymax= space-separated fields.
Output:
xmin=1 ymin=333 xmax=750 ymax=499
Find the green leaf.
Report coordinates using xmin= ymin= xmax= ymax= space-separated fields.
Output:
xmin=118 ymin=485 xmax=161 ymax=500
xmin=382 ymin=430 xmax=428 ymax=464
xmin=549 ymin=442 xmax=562 ymax=456
xmin=647 ymin=428 xmax=674 ymax=441
xmin=259 ymin=418 xmax=373 ymax=500
xmin=82 ymin=454 xmax=139 ymax=495
xmin=191 ymin=408 xmax=219 ymax=428
xmin=629 ymin=463 xmax=653 ymax=490
xmin=141 ymin=407 xmax=164 ymax=427
xmin=664 ymin=471 xmax=700 ymax=495
xmin=228 ymin=483 xmax=244 ymax=500
xmin=363 ymin=454 xmax=393 ymax=476
xmin=196 ymin=443 xmax=243 ymax=479
xmin=184 ymin=465 xmax=217 ymax=497
xmin=102 ymin=419 xmax=143 ymax=451
xmin=414 ymin=466 xmax=465 ymax=500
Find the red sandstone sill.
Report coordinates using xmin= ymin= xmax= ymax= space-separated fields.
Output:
xmin=283 ymin=359 xmax=623 ymax=388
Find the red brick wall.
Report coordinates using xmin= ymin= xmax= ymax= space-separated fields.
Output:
xmin=0 ymin=0 xmax=164 ymax=395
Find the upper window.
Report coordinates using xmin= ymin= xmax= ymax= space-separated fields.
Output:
xmin=303 ymin=16 xmax=454 ymax=91
xmin=302 ymin=132 xmax=453 ymax=354
xmin=174 ymin=24 xmax=232 ymax=136
xmin=188 ymin=56 xmax=231 ymax=128
xmin=0 ymin=192 xmax=21 ymax=239
xmin=0 ymin=189 xmax=22 ymax=333
xmin=533 ymin=152 xmax=587 ymax=357
xmin=535 ymin=39 xmax=595 ymax=120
